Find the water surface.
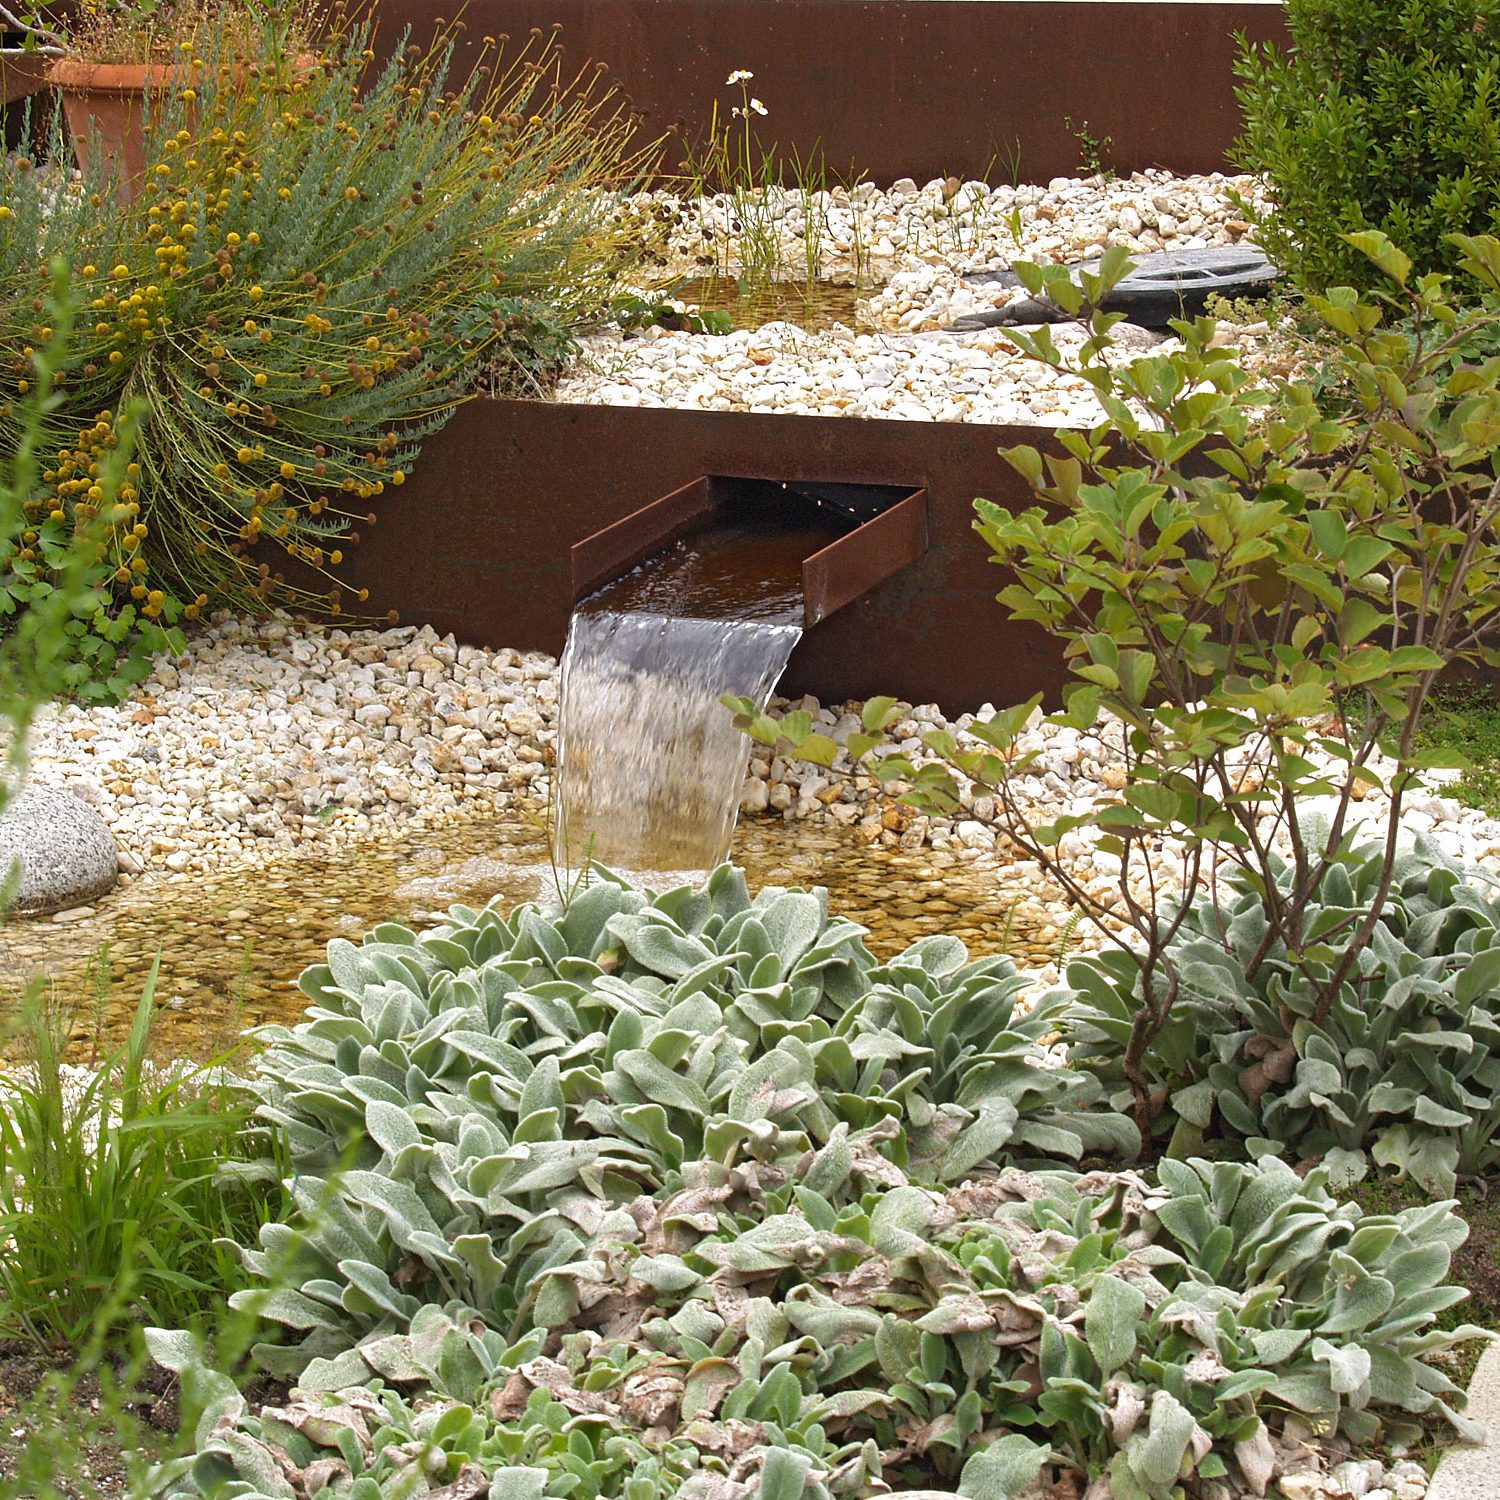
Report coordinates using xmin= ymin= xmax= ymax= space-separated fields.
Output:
xmin=672 ymin=276 xmax=871 ymax=333
xmin=0 ymin=811 xmax=1058 ymax=1063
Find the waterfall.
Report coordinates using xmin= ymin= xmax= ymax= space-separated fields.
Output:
xmin=552 ymin=507 xmax=845 ymax=873
xmin=554 ymin=610 xmax=801 ymax=871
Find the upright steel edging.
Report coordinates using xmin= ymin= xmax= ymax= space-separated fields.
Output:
xmin=315 ymin=400 xmax=1071 ymax=715
xmin=369 ymin=0 xmax=1288 ymax=185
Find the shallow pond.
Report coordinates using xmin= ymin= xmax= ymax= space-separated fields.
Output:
xmin=0 ymin=811 xmax=1060 ymax=1062
xmin=673 ymin=276 xmax=871 ymax=332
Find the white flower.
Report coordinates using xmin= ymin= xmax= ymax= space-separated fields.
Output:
xmin=749 ymin=98 xmax=768 ymax=116
xmin=726 ymin=69 xmax=753 ymax=85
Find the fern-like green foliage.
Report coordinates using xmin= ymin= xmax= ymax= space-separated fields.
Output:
xmin=1233 ymin=0 xmax=1500 ymax=288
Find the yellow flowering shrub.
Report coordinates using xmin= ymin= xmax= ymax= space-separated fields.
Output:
xmin=0 ymin=14 xmax=651 ymax=644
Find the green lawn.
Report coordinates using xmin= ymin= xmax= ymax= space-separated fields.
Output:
xmin=1418 ymin=683 xmax=1500 ymax=817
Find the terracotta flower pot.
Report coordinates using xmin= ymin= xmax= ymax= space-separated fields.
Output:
xmin=47 ymin=53 xmax=316 ymax=204
xmin=47 ymin=57 xmax=195 ymax=204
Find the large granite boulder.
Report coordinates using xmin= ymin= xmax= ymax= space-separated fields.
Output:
xmin=0 ymin=785 xmax=120 ymax=915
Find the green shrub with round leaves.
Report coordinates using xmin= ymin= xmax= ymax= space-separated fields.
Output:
xmin=1233 ymin=0 xmax=1500 ymax=289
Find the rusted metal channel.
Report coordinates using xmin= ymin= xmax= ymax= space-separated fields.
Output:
xmin=802 ymin=486 xmax=928 ymax=628
xmin=571 ymin=474 xmax=929 ymax=629
xmin=313 ymin=399 xmax=1070 ymax=715
xmin=570 ymin=477 xmax=717 ymax=600
xmin=370 ymin=0 xmax=1288 ymax=185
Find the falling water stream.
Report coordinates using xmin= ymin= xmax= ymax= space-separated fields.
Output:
xmin=554 ymin=500 xmax=849 ymax=871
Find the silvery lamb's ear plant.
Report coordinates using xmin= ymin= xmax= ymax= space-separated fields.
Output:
xmin=232 ymin=868 xmax=1133 ymax=1376
xmin=149 ymin=1133 xmax=1486 ymax=1500
xmin=144 ymin=868 xmax=1491 ymax=1500
xmin=737 ymin=230 xmax=1500 ymax=1139
xmin=1062 ymin=837 xmax=1500 ymax=1192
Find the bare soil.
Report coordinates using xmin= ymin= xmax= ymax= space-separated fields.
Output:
xmin=0 ymin=1344 xmax=174 ymax=1500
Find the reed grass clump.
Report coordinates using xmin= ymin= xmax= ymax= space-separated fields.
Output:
xmin=0 ymin=953 xmax=286 ymax=1345
xmin=678 ymin=71 xmax=870 ymax=294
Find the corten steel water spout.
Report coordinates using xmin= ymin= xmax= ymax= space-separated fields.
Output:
xmin=554 ymin=474 xmax=930 ymax=872
xmin=568 ymin=473 xmax=929 ymax=627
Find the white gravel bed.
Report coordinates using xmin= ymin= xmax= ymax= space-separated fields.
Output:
xmin=9 ymin=615 xmax=559 ymax=879
xmin=743 ymin=689 xmax=1500 ymax=936
xmin=567 ymin=172 xmax=1288 ymax=424
xmin=556 ymin=318 xmax=1162 ymax=426
xmin=10 ymin=616 xmax=1498 ymax=951
xmin=858 ymin=171 xmax=1271 ymax=331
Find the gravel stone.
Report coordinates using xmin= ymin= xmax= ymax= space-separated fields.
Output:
xmin=567 ymin=172 xmax=1294 ymax=425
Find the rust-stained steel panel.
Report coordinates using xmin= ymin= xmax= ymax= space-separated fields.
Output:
xmin=369 ymin=0 xmax=1287 ymax=185
xmin=571 ymin=473 xmax=928 ymax=625
xmin=317 ymin=399 xmax=1070 ymax=714
xmin=0 ymin=54 xmax=50 ymax=109
xmin=570 ymin=475 xmax=714 ymax=599
xmin=802 ymin=487 xmax=927 ymax=629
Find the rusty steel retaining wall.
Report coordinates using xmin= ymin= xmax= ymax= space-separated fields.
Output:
xmin=372 ymin=0 xmax=1288 ymax=185
xmin=330 ymin=400 xmax=1068 ymax=715
xmin=5 ymin=4 xmax=1288 ymax=179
